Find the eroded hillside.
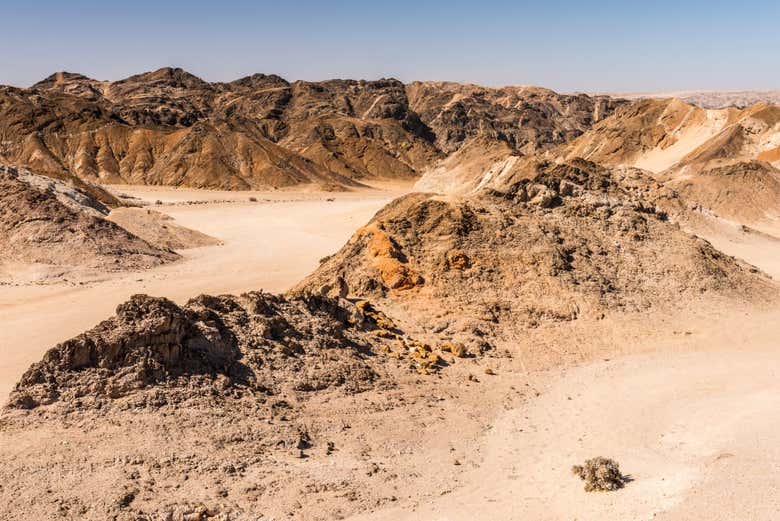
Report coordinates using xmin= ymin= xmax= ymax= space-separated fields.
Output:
xmin=0 ymin=164 xmax=177 ymax=282
xmin=0 ymin=69 xmax=623 ymax=191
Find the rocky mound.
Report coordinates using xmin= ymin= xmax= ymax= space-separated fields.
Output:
xmin=1 ymin=290 xmax=441 ymax=519
xmin=664 ymin=160 xmax=780 ymax=226
xmin=296 ymin=159 xmax=774 ymax=353
xmin=0 ymin=69 xmax=623 ymax=191
xmin=10 ymin=164 xmax=111 ymax=217
xmin=0 ymin=164 xmax=177 ymax=281
xmin=7 ymin=292 xmax=393 ymax=410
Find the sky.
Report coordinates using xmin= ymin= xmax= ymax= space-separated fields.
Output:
xmin=0 ymin=0 xmax=778 ymax=92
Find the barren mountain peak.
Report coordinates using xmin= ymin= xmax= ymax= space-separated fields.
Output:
xmin=119 ymin=66 xmax=209 ymax=85
xmin=228 ymin=72 xmax=290 ymax=88
xmin=33 ymin=71 xmax=95 ymax=86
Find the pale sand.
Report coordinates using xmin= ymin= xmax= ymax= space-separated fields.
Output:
xmin=0 ymin=186 xmax=405 ymax=405
xmin=348 ymin=324 xmax=780 ymax=521
xmin=633 ymin=108 xmax=729 ymax=173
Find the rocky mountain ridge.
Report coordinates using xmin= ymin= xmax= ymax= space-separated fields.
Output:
xmin=0 ymin=68 xmax=623 ymax=191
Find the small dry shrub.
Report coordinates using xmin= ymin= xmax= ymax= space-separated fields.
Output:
xmin=571 ymin=457 xmax=625 ymax=492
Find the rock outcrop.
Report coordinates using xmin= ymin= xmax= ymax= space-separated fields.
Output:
xmin=7 ymin=292 xmax=388 ymax=410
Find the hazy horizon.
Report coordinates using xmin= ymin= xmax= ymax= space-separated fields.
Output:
xmin=2 ymin=0 xmax=779 ymax=92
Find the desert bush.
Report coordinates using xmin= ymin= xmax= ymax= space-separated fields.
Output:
xmin=571 ymin=457 xmax=625 ymax=491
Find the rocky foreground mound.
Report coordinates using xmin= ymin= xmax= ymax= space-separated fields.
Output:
xmin=296 ymin=159 xmax=775 ymax=354
xmin=0 ymin=164 xmax=177 ymax=281
xmin=2 ymin=290 xmax=447 ymax=520
xmin=6 ymin=291 xmax=410 ymax=410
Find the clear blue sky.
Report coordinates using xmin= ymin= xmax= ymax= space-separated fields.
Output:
xmin=1 ymin=0 xmax=778 ymax=92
